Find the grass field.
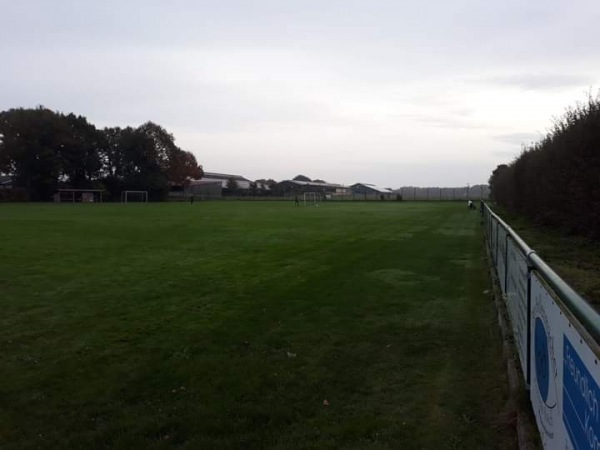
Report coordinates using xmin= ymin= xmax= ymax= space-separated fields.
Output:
xmin=490 ymin=206 xmax=600 ymax=309
xmin=0 ymin=201 xmax=515 ymax=449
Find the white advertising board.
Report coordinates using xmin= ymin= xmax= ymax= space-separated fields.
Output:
xmin=505 ymin=238 xmax=529 ymax=379
xmin=530 ymin=272 xmax=600 ymax=450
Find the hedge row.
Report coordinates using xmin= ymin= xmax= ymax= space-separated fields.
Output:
xmin=489 ymin=95 xmax=600 ymax=239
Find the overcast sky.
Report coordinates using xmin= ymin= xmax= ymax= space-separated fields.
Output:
xmin=1 ymin=0 xmax=599 ymax=187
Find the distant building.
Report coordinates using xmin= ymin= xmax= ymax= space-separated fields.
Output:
xmin=185 ymin=180 xmax=223 ymax=198
xmin=274 ymin=180 xmax=350 ymax=197
xmin=170 ymin=171 xmax=254 ymax=199
xmin=350 ymin=183 xmax=394 ymax=199
xmin=254 ymin=181 xmax=271 ymax=192
xmin=0 ymin=175 xmax=13 ymax=189
xmin=201 ymin=172 xmax=252 ymax=190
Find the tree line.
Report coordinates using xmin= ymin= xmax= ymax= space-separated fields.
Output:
xmin=0 ymin=107 xmax=202 ymax=201
xmin=489 ymin=94 xmax=600 ymax=239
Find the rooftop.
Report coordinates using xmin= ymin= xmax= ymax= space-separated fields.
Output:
xmin=203 ymin=172 xmax=251 ymax=182
xmin=0 ymin=175 xmax=13 ymax=185
xmin=280 ymin=180 xmax=344 ymax=188
xmin=352 ymin=183 xmax=394 ymax=193
xmin=189 ymin=179 xmax=222 ymax=185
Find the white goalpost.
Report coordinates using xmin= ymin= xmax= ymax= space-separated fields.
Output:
xmin=54 ymin=189 xmax=104 ymax=203
xmin=120 ymin=190 xmax=148 ymax=203
xmin=303 ymin=192 xmax=322 ymax=206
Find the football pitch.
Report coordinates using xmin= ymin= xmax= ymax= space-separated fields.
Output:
xmin=0 ymin=201 xmax=516 ymax=449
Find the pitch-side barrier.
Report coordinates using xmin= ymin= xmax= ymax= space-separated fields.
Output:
xmin=483 ymin=203 xmax=600 ymax=450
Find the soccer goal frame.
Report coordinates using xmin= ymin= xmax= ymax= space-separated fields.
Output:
xmin=303 ymin=192 xmax=322 ymax=206
xmin=121 ymin=190 xmax=148 ymax=203
xmin=54 ymin=189 xmax=103 ymax=203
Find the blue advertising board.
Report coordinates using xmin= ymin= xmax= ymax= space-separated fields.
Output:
xmin=563 ymin=336 xmax=600 ymax=449
xmin=531 ymin=272 xmax=600 ymax=450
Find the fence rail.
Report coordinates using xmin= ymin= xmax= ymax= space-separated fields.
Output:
xmin=483 ymin=203 xmax=600 ymax=450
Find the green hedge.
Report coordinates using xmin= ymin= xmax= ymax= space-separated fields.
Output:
xmin=489 ymin=95 xmax=600 ymax=238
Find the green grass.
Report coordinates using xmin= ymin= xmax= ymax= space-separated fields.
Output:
xmin=0 ymin=201 xmax=515 ymax=449
xmin=490 ymin=206 xmax=600 ymax=309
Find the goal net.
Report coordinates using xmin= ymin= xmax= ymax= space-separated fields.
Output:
xmin=303 ymin=192 xmax=322 ymax=206
xmin=121 ymin=190 xmax=148 ymax=203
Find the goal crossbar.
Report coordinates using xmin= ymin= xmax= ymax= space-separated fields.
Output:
xmin=303 ymin=191 xmax=322 ymax=206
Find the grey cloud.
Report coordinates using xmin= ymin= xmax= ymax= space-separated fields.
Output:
xmin=2 ymin=0 xmax=600 ymax=187
xmin=401 ymin=113 xmax=490 ymax=130
xmin=490 ymin=150 xmax=518 ymax=159
xmin=480 ymin=74 xmax=593 ymax=91
xmin=3 ymin=0 xmax=597 ymax=66
xmin=494 ymin=132 xmax=542 ymax=145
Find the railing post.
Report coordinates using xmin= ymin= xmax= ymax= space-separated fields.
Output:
xmin=489 ymin=212 xmax=494 ymax=249
xmin=525 ymin=262 xmax=533 ymax=388
xmin=504 ymin=231 xmax=510 ymax=293
xmin=495 ymin=220 xmax=500 ymax=267
xmin=488 ymin=211 xmax=492 ymax=245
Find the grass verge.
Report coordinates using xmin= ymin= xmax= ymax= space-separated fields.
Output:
xmin=489 ymin=205 xmax=600 ymax=309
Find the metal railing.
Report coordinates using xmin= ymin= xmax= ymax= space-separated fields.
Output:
xmin=482 ymin=203 xmax=600 ymax=449
xmin=483 ymin=203 xmax=600 ymax=345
